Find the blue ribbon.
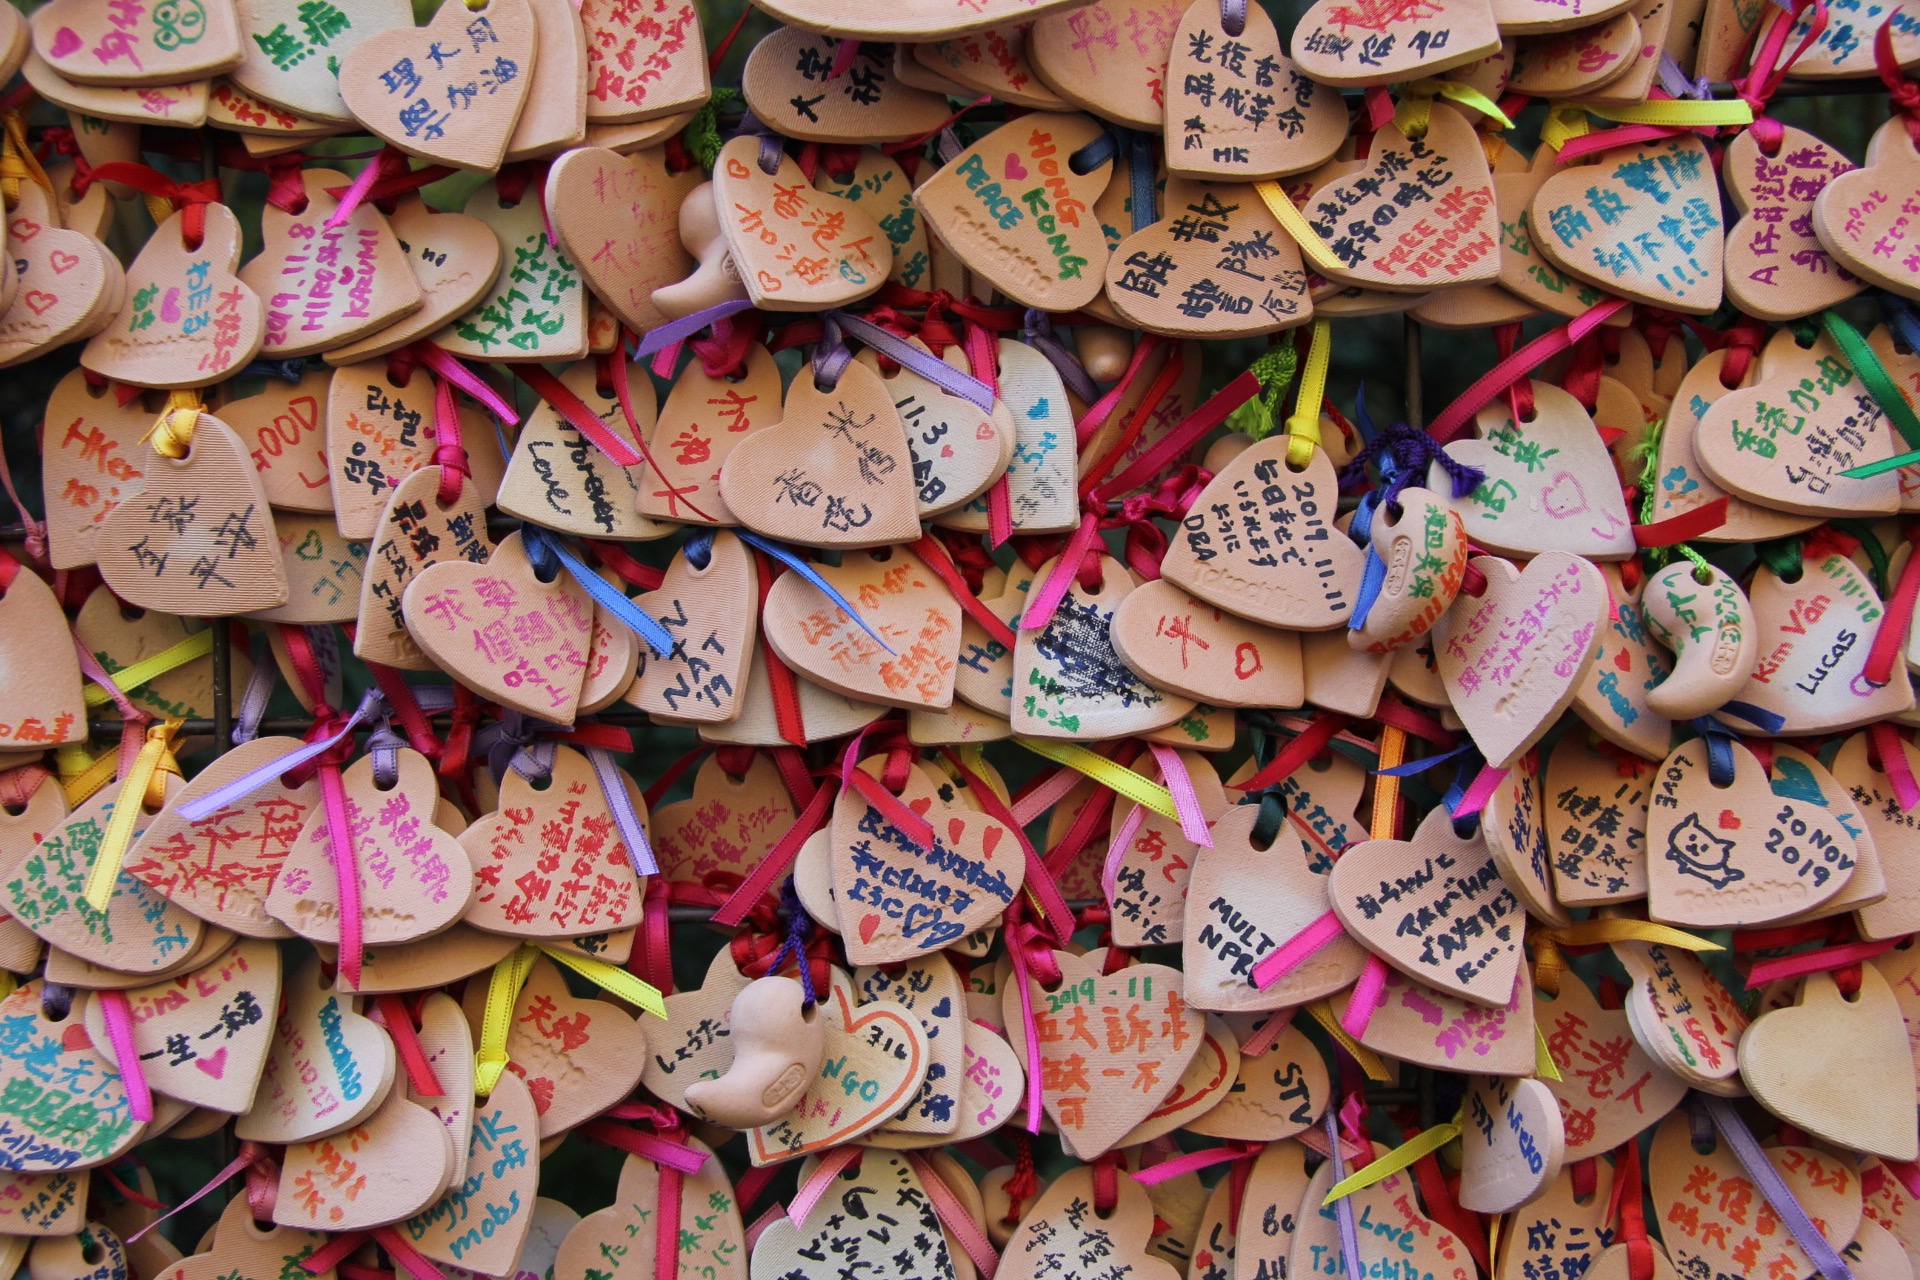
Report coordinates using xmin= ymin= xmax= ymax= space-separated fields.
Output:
xmin=1374 ymin=742 xmax=1474 ymax=777
xmin=1128 ymin=130 xmax=1158 ymax=232
xmin=521 ymin=527 xmax=675 ymax=657
xmin=735 ymin=530 xmax=897 ymax=655
xmin=1884 ymin=294 xmax=1920 ymax=356
xmin=241 ymin=356 xmax=309 ymax=382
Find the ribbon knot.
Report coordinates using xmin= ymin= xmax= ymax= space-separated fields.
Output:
xmin=86 ymin=163 xmax=224 ymax=246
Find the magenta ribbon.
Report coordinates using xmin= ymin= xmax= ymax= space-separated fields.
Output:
xmin=1251 ymin=911 xmax=1347 ymax=991
xmin=413 ymin=341 xmax=520 ymax=425
xmin=1340 ymin=957 xmax=1393 ymax=1038
xmin=318 ymin=760 xmax=364 ymax=990
xmin=98 ymin=991 xmax=153 ymax=1123
xmin=1450 ymin=764 xmax=1508 ymax=820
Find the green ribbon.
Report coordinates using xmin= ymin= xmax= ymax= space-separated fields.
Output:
xmin=1826 ymin=309 xmax=1920 ymax=478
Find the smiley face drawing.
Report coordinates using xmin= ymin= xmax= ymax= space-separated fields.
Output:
xmin=1665 ymin=812 xmax=1745 ymax=889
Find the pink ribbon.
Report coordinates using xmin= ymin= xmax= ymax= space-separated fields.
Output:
xmin=1018 ymin=511 xmax=1104 ymax=635
xmin=1101 ymin=803 xmax=1147 ymax=904
xmin=1339 ymin=957 xmax=1392 ymax=1039
xmin=907 ymin=1153 xmax=1002 ymax=1279
xmin=370 ymin=1228 xmax=446 ymax=1280
xmin=1745 ymin=939 xmax=1896 ymax=987
xmin=98 ymin=991 xmax=153 ymax=1123
xmin=1250 ymin=911 xmax=1347 ymax=991
xmin=1451 ymin=764 xmax=1508 ymax=821
xmin=1011 ymin=765 xmax=1082 ymax=826
xmin=1426 ymin=300 xmax=1631 ymax=444
xmin=1239 ymin=1007 xmax=1296 ymax=1057
xmin=318 ymin=761 xmax=364 ymax=990
xmin=1148 ymin=743 xmax=1214 ymax=850
xmin=1872 ymin=721 xmax=1920 ymax=811
xmin=787 ymin=1145 xmax=862 ymax=1226
xmin=130 ymin=1142 xmax=275 ymax=1244
xmin=412 ymin=341 xmax=521 ymax=425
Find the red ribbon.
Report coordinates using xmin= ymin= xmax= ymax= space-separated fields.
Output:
xmin=1881 ymin=17 xmax=1920 ymax=142
xmin=85 ymin=162 xmax=223 ymax=246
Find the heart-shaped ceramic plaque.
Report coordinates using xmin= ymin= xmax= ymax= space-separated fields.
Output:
xmin=710 ymin=136 xmax=890 ymax=311
xmin=1328 ymin=806 xmax=1524 ymax=1006
xmin=762 ymin=547 xmax=962 ymax=709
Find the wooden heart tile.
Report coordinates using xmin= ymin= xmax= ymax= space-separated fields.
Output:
xmin=0 ymin=983 xmax=147 ymax=1170
xmin=0 ymin=776 xmax=206 ymax=975
xmin=83 ymin=205 xmax=265 ymax=388
xmin=1301 ymin=118 xmax=1492 ymax=293
xmin=1721 ymin=550 xmax=1913 ymax=734
xmin=403 ymin=531 xmax=595 ymax=722
xmin=637 ymin=342 xmax=781 ymax=525
xmin=1492 ymin=150 xmax=1614 ymax=319
xmin=717 ymin=357 xmax=921 ymax=548
xmin=495 ymin=358 xmax=667 ymax=540
xmin=0 ymin=184 xmax=116 ymax=369
xmin=1785 ymin=0 xmax=1920 ymax=77
xmin=912 ymin=113 xmax=1111 ymax=311
xmin=936 ymin=339 xmax=1081 ymax=534
xmin=459 ymin=745 xmax=647 ymax=939
xmin=1289 ymin=1141 xmax=1475 ymax=1280
xmin=1104 ymin=178 xmax=1311 ymax=337
xmin=1164 ymin=0 xmax=1344 ymax=180
xmin=83 ymin=939 xmax=280 ymax=1113
xmin=1439 ymin=380 xmax=1636 ymax=559
xmin=711 ymin=136 xmax=890 ymax=311
xmin=324 ymin=200 xmax=505 ymax=363
xmin=1002 ymin=952 xmax=1204 ymax=1159
xmin=552 ymin=1144 xmax=742 ymax=1280
xmin=353 ymin=465 xmax=495 ymax=670
xmin=1014 ymin=554 xmax=1195 ymax=738
xmin=650 ymin=753 xmax=797 ymax=889
xmin=854 ymin=954 xmax=967 ymax=1139
xmin=1541 ymin=734 xmax=1650 ymax=905
xmin=1531 ymin=135 xmax=1723 ymax=314
xmin=1110 ymin=578 xmax=1305 ymax=707
xmin=753 ymin=1149 xmax=962 ymax=1280
xmin=21 ymin=52 xmax=209 ymax=126
xmin=238 ymin=170 xmax=423 ymax=357
xmin=94 ymin=413 xmax=288 ymax=615
xmin=627 ymin=532 xmax=758 ymax=724
xmin=267 ymin=747 xmax=475 ymax=946
xmin=1508 ymin=10 xmax=1642 ymax=96
xmin=1724 ymin=124 xmax=1863 ymax=322
xmin=337 ymin=0 xmax=534 ymax=173
xmin=31 ymin=0 xmax=243 ymax=85
xmin=744 ymin=30 xmax=949 ymax=144
xmin=1648 ymin=351 xmax=1822 ymax=543
xmin=1649 ymin=1115 xmax=1863 ymax=1280
xmin=854 ymin=340 xmax=1010 ymax=518
xmin=1184 ymin=802 xmax=1368 ymax=1010
xmin=575 ymin=0 xmax=707 ymax=123
xmin=1458 ymin=1075 xmax=1564 ymax=1214
xmin=762 ymin=546 xmax=961 ymax=710
xmin=1338 ymin=962 xmax=1537 ymax=1075
xmin=237 ymin=955 xmax=396 ymax=1143
xmin=401 ymin=1068 xmax=541 ymax=1270
xmin=0 ymin=1167 xmax=86 ymax=1237
xmin=1292 ymin=0 xmax=1500 ymax=83
xmin=497 ymin=956 xmax=647 ymax=1138
xmin=75 ymin=587 xmax=250 ymax=723
xmin=327 ymin=362 xmax=504 ymax=539
xmin=545 ymin=146 xmax=699 ymax=336
xmin=828 ymin=775 xmax=1022 ymax=965
xmin=637 ymin=949 xmax=753 ymax=1112
xmin=757 ymin=0 xmax=1088 ymax=37
xmin=0 ymin=566 xmax=86 ymax=750
xmin=434 ymin=180 xmax=589 ymax=361
xmin=1568 ymin=566 xmax=1673 ymax=761
xmin=405 ymin=992 xmax=475 ymax=1166
xmin=746 ymin=969 xmax=928 ymax=1164
xmin=1433 ymin=552 xmax=1605 ymax=768
xmin=38 ymin=369 xmax=150 ymax=569
xmin=1105 ymin=749 xmax=1226 ymax=947
xmin=1536 ymin=974 xmax=1686 ymax=1160
xmin=1163 ymin=440 xmax=1363 ymax=629
xmin=229 ymin=0 xmax=412 ymax=122
xmin=815 ymin=148 xmax=938 ymax=291
xmin=1329 ymin=805 xmax=1524 ymax=1006
xmin=218 ymin=368 xmax=333 ymax=513
xmin=1646 ymin=738 xmax=1857 ymax=927
xmin=1835 ymin=733 xmax=1920 ymax=941
xmin=274 ymin=1080 xmax=456 ymax=1229
xmin=1814 ymin=121 xmax=1920 ymax=301
xmin=916 ymin=26 xmax=1067 ymax=107
xmin=870 ymin=1017 xmax=1025 ymax=1149
xmin=1027 ymin=0 xmax=1183 ymax=129
xmin=1613 ymin=939 xmax=1746 ymax=1093
xmin=1695 ymin=329 xmax=1903 ymax=517
xmin=1741 ymin=966 xmax=1916 ymax=1158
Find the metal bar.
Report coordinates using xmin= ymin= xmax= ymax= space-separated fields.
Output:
xmin=211 ymin=621 xmax=233 ymax=751
xmin=1404 ymin=315 xmax=1424 ymax=432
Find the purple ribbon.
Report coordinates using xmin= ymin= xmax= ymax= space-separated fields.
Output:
xmin=1324 ymin=1107 xmax=1366 ymax=1277
xmin=230 ymin=632 xmax=280 ymax=746
xmin=812 ymin=315 xmax=856 ymax=389
xmin=587 ymin=746 xmax=657 ymax=877
xmin=178 ymin=688 xmax=386 ymax=822
xmin=1700 ymin=1096 xmax=1856 ymax=1280
xmin=1220 ymin=0 xmax=1247 ymax=34
xmin=833 ymin=311 xmax=996 ymax=411
xmin=735 ymin=530 xmax=897 ymax=655
xmin=1024 ymin=310 xmax=1100 ymax=402
xmin=1657 ymin=52 xmax=1714 ymax=99
xmin=632 ymin=299 xmax=758 ymax=358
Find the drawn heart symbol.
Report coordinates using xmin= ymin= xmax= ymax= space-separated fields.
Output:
xmin=828 ymin=777 xmax=1023 ymax=964
xmin=976 ymin=423 xmax=996 ymax=440
xmin=1329 ymin=806 xmax=1526 ymax=1006
xmin=59 ymin=1023 xmax=90 ymax=1052
xmin=22 ymin=290 xmax=56 ymax=316
xmin=47 ymin=250 xmax=78 ymax=275
xmin=941 ymin=444 xmax=955 ymax=457
xmin=47 ymin=27 xmax=80 ymax=56
xmin=1613 ymin=648 xmax=1632 ymax=672
xmin=8 ymin=217 xmax=40 ymax=241
xmin=745 ymin=972 xmax=928 ymax=1165
xmin=195 ymin=1047 xmax=229 ymax=1078
xmin=1004 ymin=154 xmax=1028 ymax=179
xmin=1718 ymin=810 xmax=1740 ymax=830
xmin=159 ymin=287 xmax=182 ymax=324
xmin=712 ymin=136 xmax=891 ymax=310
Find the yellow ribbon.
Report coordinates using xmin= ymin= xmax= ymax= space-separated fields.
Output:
xmin=1532 ymin=919 xmax=1719 ymax=995
xmin=59 ymin=745 xmax=116 ymax=808
xmin=474 ymin=943 xmax=667 ymax=1098
xmin=0 ymin=113 xmax=53 ymax=206
xmin=1396 ymin=80 xmax=1517 ymax=135
xmin=83 ymin=630 xmax=214 ymax=708
xmin=1371 ymin=725 xmax=1406 ymax=842
xmin=1488 ymin=1214 xmax=1503 ymax=1280
xmin=1255 ymin=180 xmax=1347 ymax=279
xmin=1307 ymin=999 xmax=1391 ymax=1082
xmin=83 ymin=720 xmax=183 ymax=912
xmin=1323 ymin=1118 xmax=1462 ymax=1203
xmin=1577 ymin=100 xmax=1755 ymax=127
xmin=1014 ymin=739 xmax=1178 ymax=821
xmin=143 ymin=393 xmax=205 ymax=461
xmin=1285 ymin=319 xmax=1331 ymax=467
xmin=474 ymin=946 xmax=540 ymax=1098
xmin=1535 ymin=1023 xmax=1563 ymax=1082
xmin=1540 ymin=105 xmax=1592 ymax=154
